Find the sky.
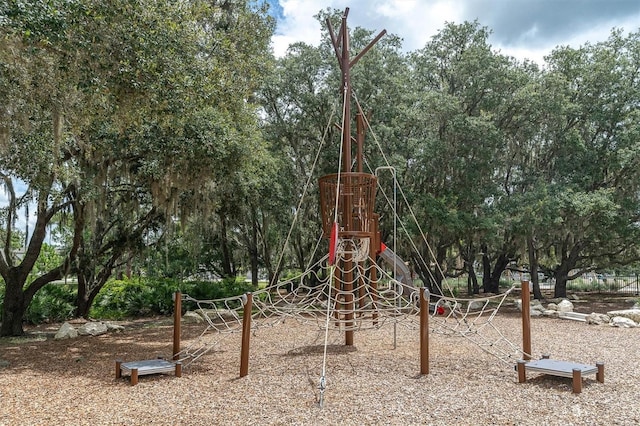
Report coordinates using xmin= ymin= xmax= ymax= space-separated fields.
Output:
xmin=267 ymin=0 xmax=640 ymax=64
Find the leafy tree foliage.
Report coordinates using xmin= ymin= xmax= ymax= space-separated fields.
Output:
xmin=0 ymin=0 xmax=273 ymax=335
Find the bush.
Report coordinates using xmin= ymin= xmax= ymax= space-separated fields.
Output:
xmin=91 ymin=277 xmax=181 ymax=319
xmin=90 ymin=276 xmax=257 ymax=319
xmin=25 ymin=283 xmax=76 ymax=324
xmin=183 ymin=278 xmax=257 ymax=310
xmin=0 ymin=281 xmax=4 ymax=318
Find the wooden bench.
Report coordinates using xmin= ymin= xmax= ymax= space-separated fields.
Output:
xmin=115 ymin=358 xmax=182 ymax=386
xmin=517 ymin=355 xmax=604 ymax=393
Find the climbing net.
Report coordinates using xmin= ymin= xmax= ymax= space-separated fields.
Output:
xmin=429 ymin=287 xmax=528 ymax=363
xmin=175 ymin=256 xmax=523 ymax=368
xmin=174 ymin=253 xmax=420 ymax=367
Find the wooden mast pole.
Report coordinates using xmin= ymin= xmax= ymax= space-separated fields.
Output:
xmin=325 ymin=9 xmax=386 ymax=347
xmin=340 ymin=12 xmax=355 ymax=347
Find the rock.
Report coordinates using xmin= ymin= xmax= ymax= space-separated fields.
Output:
xmin=104 ymin=322 xmax=125 ymax=332
xmin=468 ymin=300 xmax=484 ymax=311
xmin=515 ymin=299 xmax=545 ymax=315
xmin=194 ymin=308 xmax=238 ymax=321
xmin=531 ymin=301 xmax=546 ymax=313
xmin=54 ymin=322 xmax=78 ymax=340
xmin=569 ymin=294 xmax=580 ymax=301
xmin=556 ymin=299 xmax=574 ymax=313
xmin=610 ymin=316 xmax=638 ymax=328
xmin=547 ymin=303 xmax=558 ymax=311
xmin=606 ymin=309 xmax=640 ymax=323
xmin=543 ymin=310 xmax=559 ymax=318
xmin=182 ymin=311 xmax=204 ymax=324
xmin=77 ymin=321 xmax=109 ymax=336
xmin=586 ymin=313 xmax=610 ymax=325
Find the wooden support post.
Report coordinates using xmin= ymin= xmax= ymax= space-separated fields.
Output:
xmin=131 ymin=368 xmax=139 ymax=386
xmin=517 ymin=360 xmax=527 ymax=383
xmin=115 ymin=359 xmax=122 ymax=379
xmin=173 ymin=291 xmax=182 ymax=361
xmin=175 ymin=361 xmax=182 ymax=378
xmin=240 ymin=292 xmax=253 ymax=377
xmin=521 ymin=280 xmax=532 ymax=360
xmin=596 ymin=362 xmax=605 ymax=383
xmin=572 ymin=368 xmax=582 ymax=393
xmin=419 ymin=287 xmax=429 ymax=375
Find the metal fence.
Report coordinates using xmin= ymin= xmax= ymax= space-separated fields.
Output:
xmin=441 ymin=275 xmax=640 ymax=296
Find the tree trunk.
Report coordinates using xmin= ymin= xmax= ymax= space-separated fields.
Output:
xmin=75 ymin=282 xmax=104 ymax=319
xmin=76 ymin=273 xmax=90 ymax=318
xmin=527 ymin=235 xmax=544 ymax=300
xmin=0 ymin=280 xmax=27 ymax=336
xmin=554 ymin=269 xmax=569 ymax=298
xmin=249 ymin=213 xmax=259 ymax=287
xmin=482 ymin=251 xmax=510 ymax=293
xmin=219 ymin=214 xmax=234 ymax=278
xmin=481 ymin=244 xmax=491 ymax=291
xmin=467 ymin=261 xmax=479 ymax=295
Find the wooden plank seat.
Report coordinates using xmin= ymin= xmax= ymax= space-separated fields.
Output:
xmin=116 ymin=358 xmax=182 ymax=386
xmin=517 ymin=355 xmax=604 ymax=393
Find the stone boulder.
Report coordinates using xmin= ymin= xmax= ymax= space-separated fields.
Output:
xmin=543 ymin=310 xmax=559 ymax=318
xmin=104 ymin=322 xmax=125 ymax=332
xmin=77 ymin=321 xmax=109 ymax=336
xmin=515 ymin=299 xmax=546 ymax=316
xmin=610 ymin=316 xmax=638 ymax=328
xmin=182 ymin=311 xmax=204 ymax=324
xmin=586 ymin=313 xmax=610 ymax=325
xmin=468 ymin=300 xmax=485 ymax=311
xmin=194 ymin=308 xmax=238 ymax=321
xmin=54 ymin=322 xmax=78 ymax=340
xmin=556 ymin=299 xmax=574 ymax=313
xmin=606 ymin=309 xmax=640 ymax=324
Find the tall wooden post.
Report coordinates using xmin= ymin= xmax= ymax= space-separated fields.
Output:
xmin=321 ymin=9 xmax=386 ymax=348
xmin=419 ymin=287 xmax=429 ymax=375
xmin=521 ymin=280 xmax=532 ymax=360
xmin=240 ymin=292 xmax=253 ymax=377
xmin=341 ymin=14 xmax=351 ymax=173
xmin=173 ymin=291 xmax=181 ymax=360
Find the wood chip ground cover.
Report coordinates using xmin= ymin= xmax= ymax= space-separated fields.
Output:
xmin=0 ymin=305 xmax=638 ymax=425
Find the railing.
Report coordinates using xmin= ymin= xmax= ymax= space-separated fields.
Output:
xmin=566 ymin=275 xmax=640 ymax=295
xmin=439 ymin=275 xmax=640 ymax=296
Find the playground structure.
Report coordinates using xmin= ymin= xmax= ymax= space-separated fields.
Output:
xmin=115 ymin=8 xmax=604 ymax=396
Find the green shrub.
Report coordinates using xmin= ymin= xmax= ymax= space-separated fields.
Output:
xmin=25 ymin=283 xmax=76 ymax=324
xmin=0 ymin=281 xmax=4 ymax=317
xmin=183 ymin=278 xmax=257 ymax=310
xmin=91 ymin=277 xmax=181 ymax=319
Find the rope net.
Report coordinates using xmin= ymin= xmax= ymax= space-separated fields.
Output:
xmin=175 ymin=253 xmax=420 ymax=367
xmin=430 ymin=287 xmax=527 ymax=363
xmin=175 ymin=251 xmax=521 ymax=367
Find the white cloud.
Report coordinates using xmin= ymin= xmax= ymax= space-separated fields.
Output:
xmin=270 ymin=0 xmax=640 ymax=64
xmin=271 ymin=0 xmax=465 ymax=56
